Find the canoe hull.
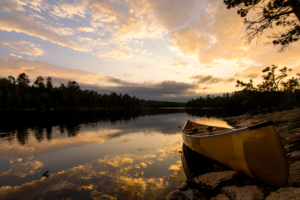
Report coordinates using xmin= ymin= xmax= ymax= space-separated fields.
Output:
xmin=182 ymin=122 xmax=289 ymax=187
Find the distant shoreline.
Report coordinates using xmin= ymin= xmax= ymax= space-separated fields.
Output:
xmin=0 ymin=107 xmax=237 ymax=111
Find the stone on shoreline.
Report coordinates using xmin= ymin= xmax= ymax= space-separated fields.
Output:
xmin=193 ymin=170 xmax=239 ymax=191
xmin=288 ymin=161 xmax=300 ymax=187
xmin=265 ymin=187 xmax=300 ymax=200
xmin=166 ymin=190 xmax=189 ymax=200
xmin=211 ymin=194 xmax=230 ymax=200
xmin=191 ymin=189 xmax=206 ymax=200
xmin=177 ymin=181 xmax=189 ymax=191
xmin=221 ymin=185 xmax=264 ymax=200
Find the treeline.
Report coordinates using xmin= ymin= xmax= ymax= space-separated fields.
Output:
xmin=140 ymin=100 xmax=185 ymax=107
xmin=0 ymin=72 xmax=140 ymax=109
xmin=187 ymin=65 xmax=300 ymax=111
xmin=186 ymin=92 xmax=245 ymax=108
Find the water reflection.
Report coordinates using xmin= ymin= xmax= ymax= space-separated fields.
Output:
xmin=0 ymin=109 xmax=241 ymax=145
xmin=0 ymin=108 xmax=243 ymax=200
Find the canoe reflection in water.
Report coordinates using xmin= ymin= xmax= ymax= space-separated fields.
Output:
xmin=181 ymin=143 xmax=229 ymax=181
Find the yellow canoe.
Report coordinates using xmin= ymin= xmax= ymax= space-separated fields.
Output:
xmin=181 ymin=120 xmax=289 ymax=187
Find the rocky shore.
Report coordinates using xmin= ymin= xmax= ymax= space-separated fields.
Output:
xmin=167 ymin=108 xmax=300 ymax=200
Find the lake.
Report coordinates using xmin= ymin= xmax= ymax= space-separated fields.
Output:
xmin=0 ymin=108 xmax=243 ymax=200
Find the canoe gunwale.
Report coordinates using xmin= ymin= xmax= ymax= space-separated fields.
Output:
xmin=182 ymin=121 xmax=274 ymax=139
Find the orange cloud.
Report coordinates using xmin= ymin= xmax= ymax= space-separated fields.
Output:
xmin=169 ymin=27 xmax=210 ymax=56
xmin=0 ymin=17 xmax=89 ymax=52
xmin=0 ymin=54 xmax=109 ymax=86
xmin=0 ymin=41 xmax=44 ymax=56
xmin=170 ymin=60 xmax=189 ymax=67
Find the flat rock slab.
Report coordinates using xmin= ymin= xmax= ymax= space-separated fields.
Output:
xmin=166 ymin=190 xmax=189 ymax=200
xmin=265 ymin=187 xmax=300 ymax=200
xmin=211 ymin=194 xmax=230 ymax=200
xmin=194 ymin=170 xmax=238 ymax=190
xmin=221 ymin=185 xmax=264 ymax=200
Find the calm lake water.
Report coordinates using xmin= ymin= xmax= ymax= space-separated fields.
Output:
xmin=0 ymin=108 xmax=243 ymax=200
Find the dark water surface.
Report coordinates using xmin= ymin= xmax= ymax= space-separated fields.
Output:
xmin=0 ymin=108 xmax=243 ymax=200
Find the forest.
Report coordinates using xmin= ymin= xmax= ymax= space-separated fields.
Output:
xmin=140 ymin=100 xmax=185 ymax=107
xmin=0 ymin=72 xmax=141 ymax=109
xmin=0 ymin=72 xmax=185 ymax=109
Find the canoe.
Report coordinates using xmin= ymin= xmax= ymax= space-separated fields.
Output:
xmin=181 ymin=120 xmax=289 ymax=187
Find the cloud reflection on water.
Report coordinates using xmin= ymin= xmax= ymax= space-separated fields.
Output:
xmin=0 ymin=142 xmax=186 ymax=200
xmin=0 ymin=109 xmax=238 ymax=199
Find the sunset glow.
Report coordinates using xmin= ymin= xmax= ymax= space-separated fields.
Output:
xmin=1 ymin=0 xmax=299 ymax=101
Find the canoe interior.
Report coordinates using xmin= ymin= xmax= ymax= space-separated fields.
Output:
xmin=182 ymin=120 xmax=232 ymax=136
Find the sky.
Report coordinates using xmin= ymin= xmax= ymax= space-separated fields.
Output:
xmin=0 ymin=0 xmax=299 ymax=102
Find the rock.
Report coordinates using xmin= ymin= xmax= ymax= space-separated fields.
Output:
xmin=178 ymin=181 xmax=189 ymax=191
xmin=166 ymin=190 xmax=189 ymax=200
xmin=287 ymin=151 xmax=300 ymax=160
xmin=194 ymin=170 xmax=239 ymax=191
xmin=191 ymin=189 xmax=206 ymax=200
xmin=265 ymin=187 xmax=300 ymax=200
xmin=221 ymin=185 xmax=264 ymax=200
xmin=211 ymin=194 xmax=230 ymax=200
xmin=288 ymin=161 xmax=300 ymax=187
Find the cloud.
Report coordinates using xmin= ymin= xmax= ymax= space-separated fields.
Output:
xmin=77 ymin=27 xmax=94 ymax=32
xmin=169 ymin=27 xmax=210 ymax=56
xmin=0 ymin=0 xmax=47 ymax=13
xmin=49 ymin=0 xmax=88 ymax=19
xmin=137 ymin=0 xmax=202 ymax=30
xmin=0 ymin=54 xmax=108 ymax=86
xmin=97 ymin=48 xmax=133 ymax=59
xmin=0 ymin=17 xmax=89 ymax=52
xmin=0 ymin=40 xmax=44 ymax=56
xmin=89 ymin=0 xmax=166 ymax=39
xmin=104 ymin=76 xmax=138 ymax=86
xmin=170 ymin=59 xmax=189 ymax=67
xmin=140 ymin=49 xmax=147 ymax=54
xmin=78 ymin=80 xmax=200 ymax=101
xmin=191 ymin=74 xmax=235 ymax=85
xmin=168 ymin=0 xmax=300 ymax=68
xmin=42 ymin=25 xmax=77 ymax=36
